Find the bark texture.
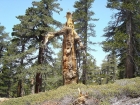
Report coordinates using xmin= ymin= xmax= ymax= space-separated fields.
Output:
xmin=35 ymin=36 xmax=44 ymax=93
xmin=125 ymin=11 xmax=135 ymax=78
xmin=43 ymin=12 xmax=84 ymax=85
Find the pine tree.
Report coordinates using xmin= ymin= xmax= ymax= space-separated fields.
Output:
xmin=101 ymin=53 xmax=118 ymax=84
xmin=86 ymin=54 xmax=97 ymax=84
xmin=73 ymin=0 xmax=97 ymax=84
xmin=0 ymin=65 xmax=11 ymax=97
xmin=12 ymin=0 xmax=62 ymax=93
xmin=43 ymin=51 xmax=63 ymax=90
xmin=0 ymin=24 xmax=10 ymax=67
xmin=0 ymin=24 xmax=11 ymax=97
xmin=10 ymin=22 xmax=37 ymax=97
xmin=102 ymin=0 xmax=140 ymax=78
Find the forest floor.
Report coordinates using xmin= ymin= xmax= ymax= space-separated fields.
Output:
xmin=112 ymin=96 xmax=140 ymax=105
xmin=0 ymin=98 xmax=9 ymax=103
xmin=0 ymin=77 xmax=140 ymax=105
xmin=1 ymin=96 xmax=140 ymax=105
xmin=40 ymin=96 xmax=140 ymax=105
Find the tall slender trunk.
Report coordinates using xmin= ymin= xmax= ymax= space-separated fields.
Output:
xmin=125 ymin=11 xmax=135 ymax=78
xmin=82 ymin=1 xmax=88 ymax=84
xmin=112 ymin=50 xmax=116 ymax=81
xmin=17 ymin=44 xmax=25 ymax=97
xmin=35 ymin=36 xmax=44 ymax=93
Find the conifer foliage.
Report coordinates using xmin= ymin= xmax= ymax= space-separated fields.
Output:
xmin=102 ymin=0 xmax=140 ymax=78
xmin=100 ymin=53 xmax=118 ymax=84
xmin=73 ymin=0 xmax=97 ymax=84
xmin=0 ymin=25 xmax=11 ymax=97
xmin=12 ymin=0 xmax=62 ymax=94
xmin=2 ymin=0 xmax=140 ymax=99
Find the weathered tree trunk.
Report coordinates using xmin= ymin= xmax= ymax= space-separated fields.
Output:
xmin=62 ymin=29 xmax=78 ymax=84
xmin=125 ymin=11 xmax=135 ymax=78
xmin=35 ymin=36 xmax=44 ymax=93
xmin=43 ymin=12 xmax=85 ymax=85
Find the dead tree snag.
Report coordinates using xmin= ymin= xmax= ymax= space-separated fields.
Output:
xmin=43 ymin=12 xmax=85 ymax=85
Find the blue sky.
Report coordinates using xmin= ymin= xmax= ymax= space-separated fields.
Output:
xmin=0 ymin=0 xmax=115 ymax=67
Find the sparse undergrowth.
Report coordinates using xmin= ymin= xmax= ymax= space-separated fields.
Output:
xmin=1 ymin=77 xmax=140 ymax=105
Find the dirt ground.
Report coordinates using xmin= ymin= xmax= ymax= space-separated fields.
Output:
xmin=0 ymin=98 xmax=9 ymax=103
xmin=41 ymin=96 xmax=140 ymax=105
xmin=112 ymin=97 xmax=140 ymax=105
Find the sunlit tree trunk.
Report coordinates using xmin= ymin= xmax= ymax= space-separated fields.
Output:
xmin=43 ymin=12 xmax=85 ymax=85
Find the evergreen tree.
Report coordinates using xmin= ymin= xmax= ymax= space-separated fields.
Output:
xmin=0 ymin=65 xmax=11 ymax=97
xmin=100 ymin=53 xmax=118 ymax=84
xmin=73 ymin=0 xmax=97 ymax=84
xmin=9 ymin=23 xmax=37 ymax=97
xmin=102 ymin=0 xmax=140 ymax=78
xmin=0 ymin=24 xmax=10 ymax=67
xmin=12 ymin=0 xmax=62 ymax=93
xmin=0 ymin=24 xmax=11 ymax=97
xmin=43 ymin=51 xmax=63 ymax=90
xmin=86 ymin=54 xmax=97 ymax=84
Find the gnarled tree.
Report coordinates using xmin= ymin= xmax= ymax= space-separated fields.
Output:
xmin=43 ymin=12 xmax=85 ymax=84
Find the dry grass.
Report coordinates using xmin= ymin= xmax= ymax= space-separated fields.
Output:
xmin=1 ymin=77 xmax=140 ymax=105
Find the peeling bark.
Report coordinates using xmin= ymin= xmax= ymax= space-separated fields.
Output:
xmin=43 ymin=12 xmax=85 ymax=85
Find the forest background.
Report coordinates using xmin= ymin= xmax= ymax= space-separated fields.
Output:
xmin=0 ymin=0 xmax=140 ymax=98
